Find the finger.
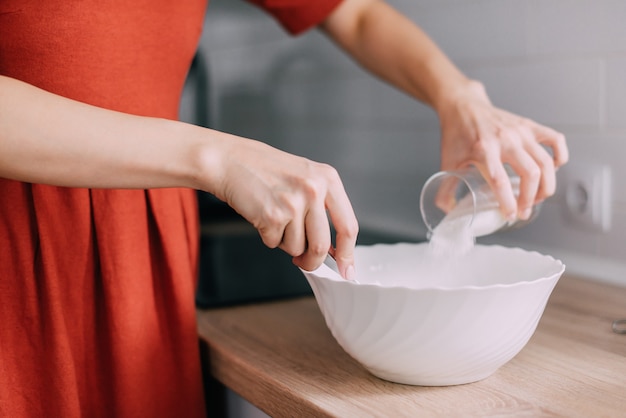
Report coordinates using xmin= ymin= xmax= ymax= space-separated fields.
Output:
xmin=279 ymin=220 xmax=306 ymax=258
xmin=331 ymin=216 xmax=359 ymax=281
xmin=531 ymin=123 xmax=569 ymax=168
xmin=434 ymin=175 xmax=461 ymax=213
xmin=503 ymin=148 xmax=541 ymax=220
xmin=325 ymin=176 xmax=358 ymax=280
xmin=477 ymin=156 xmax=518 ymax=221
xmin=277 ymin=197 xmax=307 ymax=257
xmin=257 ymin=207 xmax=287 ymax=249
xmin=525 ymin=140 xmax=556 ymax=202
xmin=292 ymin=205 xmax=331 ymax=272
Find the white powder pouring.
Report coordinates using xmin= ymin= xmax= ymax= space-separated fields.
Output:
xmin=409 ymin=202 xmax=508 ymax=289
xmin=380 ymin=171 xmax=535 ymax=288
xmin=427 ymin=191 xmax=509 ymax=257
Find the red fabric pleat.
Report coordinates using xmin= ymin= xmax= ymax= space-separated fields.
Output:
xmin=0 ymin=1 xmax=206 ymax=416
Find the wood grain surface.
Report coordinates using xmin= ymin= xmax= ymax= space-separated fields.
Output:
xmin=197 ymin=275 xmax=626 ymax=417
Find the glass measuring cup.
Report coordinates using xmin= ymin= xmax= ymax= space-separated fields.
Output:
xmin=419 ymin=166 xmax=540 ymax=238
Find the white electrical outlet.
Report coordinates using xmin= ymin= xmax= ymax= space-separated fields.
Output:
xmin=560 ymin=162 xmax=612 ymax=232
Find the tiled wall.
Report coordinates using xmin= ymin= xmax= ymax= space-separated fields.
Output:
xmin=186 ymin=0 xmax=626 ymax=285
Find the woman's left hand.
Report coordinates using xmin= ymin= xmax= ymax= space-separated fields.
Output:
xmin=321 ymin=0 xmax=569 ymax=221
xmin=436 ymin=81 xmax=569 ymax=221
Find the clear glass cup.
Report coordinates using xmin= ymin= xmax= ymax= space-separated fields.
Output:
xmin=419 ymin=166 xmax=540 ymax=238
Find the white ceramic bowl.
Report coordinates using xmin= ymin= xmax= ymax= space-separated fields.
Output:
xmin=300 ymin=243 xmax=565 ymax=386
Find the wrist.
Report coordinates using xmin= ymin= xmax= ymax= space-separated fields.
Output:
xmin=432 ymin=79 xmax=490 ymax=115
xmin=182 ymin=123 xmax=230 ymax=198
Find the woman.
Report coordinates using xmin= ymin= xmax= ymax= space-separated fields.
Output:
xmin=0 ymin=0 xmax=567 ymax=416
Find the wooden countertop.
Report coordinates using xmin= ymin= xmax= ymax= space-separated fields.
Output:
xmin=197 ymin=275 xmax=626 ymax=417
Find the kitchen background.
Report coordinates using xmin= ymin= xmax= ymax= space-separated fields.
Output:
xmin=180 ymin=0 xmax=626 ymax=416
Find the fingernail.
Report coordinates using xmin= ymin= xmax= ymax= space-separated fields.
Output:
xmin=345 ymin=265 xmax=356 ymax=281
xmin=521 ymin=208 xmax=532 ymax=220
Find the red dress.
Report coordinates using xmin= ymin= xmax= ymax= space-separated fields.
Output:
xmin=0 ymin=0 xmax=341 ymax=417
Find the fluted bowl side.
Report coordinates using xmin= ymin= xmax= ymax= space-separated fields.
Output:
xmin=301 ymin=244 xmax=565 ymax=386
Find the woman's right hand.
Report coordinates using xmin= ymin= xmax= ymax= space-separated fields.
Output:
xmin=0 ymin=76 xmax=358 ymax=278
xmin=205 ymin=135 xmax=358 ymax=280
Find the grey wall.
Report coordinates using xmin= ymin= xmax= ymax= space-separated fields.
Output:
xmin=183 ymin=0 xmax=626 ymax=286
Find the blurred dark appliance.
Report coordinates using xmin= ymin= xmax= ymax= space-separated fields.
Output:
xmin=195 ymin=192 xmax=314 ymax=308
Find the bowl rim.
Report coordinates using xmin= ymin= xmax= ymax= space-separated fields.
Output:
xmin=301 ymin=243 xmax=565 ymax=291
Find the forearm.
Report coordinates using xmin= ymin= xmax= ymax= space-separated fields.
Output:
xmin=320 ymin=0 xmax=480 ymax=112
xmin=0 ymin=76 xmax=359 ymax=276
xmin=0 ymin=75 xmax=225 ymax=192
